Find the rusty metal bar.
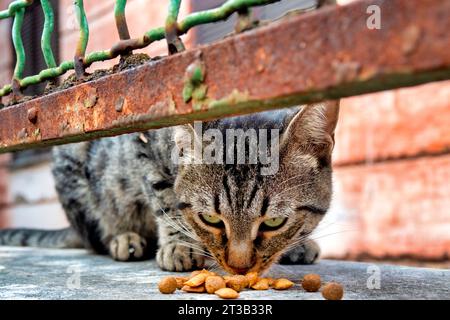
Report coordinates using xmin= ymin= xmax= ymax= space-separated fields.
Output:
xmin=0 ymin=0 xmax=449 ymax=153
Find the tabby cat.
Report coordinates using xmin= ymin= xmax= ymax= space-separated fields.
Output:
xmin=0 ymin=101 xmax=339 ymax=274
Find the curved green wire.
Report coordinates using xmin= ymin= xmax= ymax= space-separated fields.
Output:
xmin=0 ymin=0 xmax=32 ymax=20
xmin=74 ymin=0 xmax=89 ymax=59
xmin=40 ymin=0 xmax=57 ymax=68
xmin=167 ymin=0 xmax=182 ymax=25
xmin=0 ymin=0 xmax=280 ymax=98
xmin=12 ymin=7 xmax=25 ymax=81
xmin=114 ymin=0 xmax=130 ymax=40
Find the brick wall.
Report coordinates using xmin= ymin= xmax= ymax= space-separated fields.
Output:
xmin=318 ymin=81 xmax=450 ymax=260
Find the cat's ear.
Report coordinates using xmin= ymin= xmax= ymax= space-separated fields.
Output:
xmin=281 ymin=100 xmax=340 ymax=159
xmin=172 ymin=124 xmax=202 ymax=164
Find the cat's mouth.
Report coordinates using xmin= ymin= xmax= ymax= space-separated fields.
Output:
xmin=218 ymin=258 xmax=268 ymax=275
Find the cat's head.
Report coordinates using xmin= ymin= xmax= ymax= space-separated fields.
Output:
xmin=173 ymin=101 xmax=339 ymax=274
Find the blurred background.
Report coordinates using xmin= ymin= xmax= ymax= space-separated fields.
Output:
xmin=0 ymin=0 xmax=449 ymax=268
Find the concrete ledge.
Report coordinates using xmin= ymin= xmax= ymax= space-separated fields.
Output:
xmin=0 ymin=246 xmax=449 ymax=300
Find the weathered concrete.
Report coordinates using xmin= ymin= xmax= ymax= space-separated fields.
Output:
xmin=0 ymin=246 xmax=448 ymax=300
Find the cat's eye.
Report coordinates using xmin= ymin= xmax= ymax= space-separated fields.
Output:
xmin=200 ymin=214 xmax=224 ymax=228
xmin=260 ymin=217 xmax=287 ymax=231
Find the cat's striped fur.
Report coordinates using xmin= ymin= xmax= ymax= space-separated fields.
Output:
xmin=0 ymin=101 xmax=339 ymax=273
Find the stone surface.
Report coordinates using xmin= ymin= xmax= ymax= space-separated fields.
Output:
xmin=0 ymin=246 xmax=448 ymax=300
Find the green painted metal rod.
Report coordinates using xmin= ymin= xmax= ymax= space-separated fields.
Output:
xmin=74 ymin=0 xmax=89 ymax=77
xmin=11 ymin=7 xmax=25 ymax=82
xmin=0 ymin=0 xmax=280 ymax=98
xmin=114 ymin=0 xmax=130 ymax=40
xmin=0 ymin=0 xmax=32 ymax=19
xmin=166 ymin=0 xmax=185 ymax=54
xmin=41 ymin=0 xmax=57 ymax=68
xmin=178 ymin=0 xmax=279 ymax=31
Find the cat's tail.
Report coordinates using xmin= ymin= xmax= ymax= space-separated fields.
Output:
xmin=0 ymin=227 xmax=84 ymax=249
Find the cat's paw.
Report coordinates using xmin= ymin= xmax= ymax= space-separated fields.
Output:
xmin=157 ymin=241 xmax=205 ymax=272
xmin=109 ymin=232 xmax=147 ymax=261
xmin=279 ymin=240 xmax=320 ymax=265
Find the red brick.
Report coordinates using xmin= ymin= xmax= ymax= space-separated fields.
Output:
xmin=334 ymin=81 xmax=450 ymax=165
xmin=322 ymin=154 xmax=450 ymax=259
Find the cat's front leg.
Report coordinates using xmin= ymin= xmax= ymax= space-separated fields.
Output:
xmin=109 ymin=232 xmax=148 ymax=261
xmin=280 ymin=240 xmax=320 ymax=265
xmin=156 ymin=217 xmax=206 ymax=272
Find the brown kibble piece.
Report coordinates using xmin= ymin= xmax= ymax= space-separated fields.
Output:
xmin=301 ymin=274 xmax=322 ymax=292
xmin=322 ymin=282 xmax=344 ymax=300
xmin=215 ymin=288 xmax=239 ymax=299
xmin=190 ymin=270 xmax=202 ymax=277
xmin=175 ymin=276 xmax=189 ymax=289
xmin=273 ymin=278 xmax=294 ymax=290
xmin=185 ymin=273 xmax=208 ymax=287
xmin=251 ymin=278 xmax=270 ymax=290
xmin=267 ymin=278 xmax=275 ymax=286
xmin=225 ymin=275 xmax=249 ymax=292
xmin=182 ymin=285 xmax=206 ymax=293
xmin=205 ymin=276 xmax=226 ymax=294
xmin=202 ymin=269 xmax=217 ymax=276
xmin=245 ymin=271 xmax=259 ymax=287
xmin=158 ymin=276 xmax=177 ymax=294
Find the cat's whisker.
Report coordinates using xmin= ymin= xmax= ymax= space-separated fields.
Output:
xmin=272 ymin=264 xmax=297 ymax=277
xmin=309 ymin=229 xmax=358 ymax=242
xmin=161 ymin=216 xmax=198 ymax=241
xmin=160 ymin=210 xmax=198 ymax=241
xmin=143 ymin=175 xmax=199 ymax=241
xmin=177 ymin=243 xmax=215 ymax=259
xmin=176 ymin=240 xmax=215 ymax=258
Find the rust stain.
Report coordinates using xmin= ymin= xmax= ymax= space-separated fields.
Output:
xmin=0 ymin=0 xmax=448 ymax=153
xmin=27 ymin=107 xmax=38 ymax=123
xmin=333 ymin=61 xmax=362 ymax=83
xmin=115 ymin=97 xmax=125 ymax=112
xmin=402 ymin=25 xmax=422 ymax=56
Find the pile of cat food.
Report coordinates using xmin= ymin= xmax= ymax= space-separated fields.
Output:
xmin=157 ymin=269 xmax=344 ymax=300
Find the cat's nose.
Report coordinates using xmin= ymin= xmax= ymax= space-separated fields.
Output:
xmin=226 ymin=240 xmax=255 ymax=274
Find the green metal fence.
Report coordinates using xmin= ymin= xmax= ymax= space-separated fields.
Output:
xmin=0 ymin=0 xmax=280 ymax=100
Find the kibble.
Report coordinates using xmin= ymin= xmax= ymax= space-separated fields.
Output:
xmin=251 ymin=278 xmax=270 ymax=290
xmin=182 ymin=284 xmax=206 ymax=293
xmin=156 ymin=269 xmax=342 ymax=299
xmin=215 ymin=288 xmax=239 ymax=299
xmin=205 ymin=276 xmax=226 ymax=294
xmin=225 ymin=275 xmax=249 ymax=292
xmin=273 ymin=278 xmax=294 ymax=290
xmin=301 ymin=274 xmax=321 ymax=292
xmin=175 ymin=276 xmax=189 ymax=289
xmin=321 ymin=282 xmax=344 ymax=300
xmin=190 ymin=270 xmax=202 ymax=277
xmin=245 ymin=272 xmax=259 ymax=287
xmin=184 ymin=273 xmax=208 ymax=287
xmin=158 ymin=276 xmax=178 ymax=294
xmin=267 ymin=278 xmax=276 ymax=287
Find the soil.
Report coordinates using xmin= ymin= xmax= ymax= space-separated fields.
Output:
xmin=2 ymin=53 xmax=156 ymax=108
